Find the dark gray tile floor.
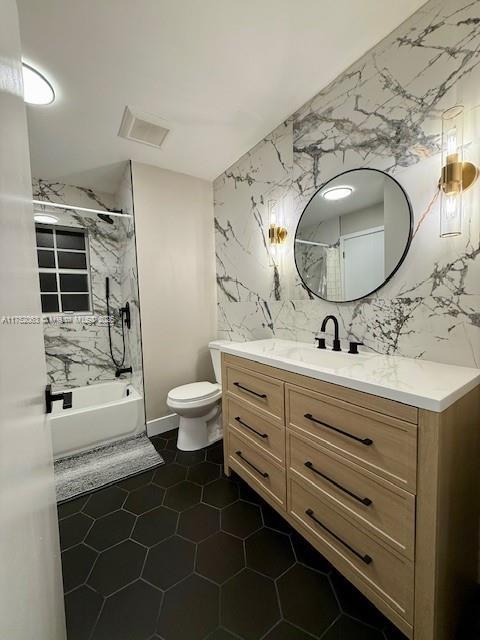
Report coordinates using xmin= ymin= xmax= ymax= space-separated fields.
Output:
xmin=58 ymin=430 xmax=478 ymax=640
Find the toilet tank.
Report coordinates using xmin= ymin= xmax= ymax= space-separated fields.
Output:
xmin=209 ymin=341 xmax=228 ymax=384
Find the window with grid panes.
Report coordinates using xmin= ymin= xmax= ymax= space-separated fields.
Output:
xmin=35 ymin=225 xmax=92 ymax=313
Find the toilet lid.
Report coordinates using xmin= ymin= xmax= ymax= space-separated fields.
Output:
xmin=168 ymin=381 xmax=220 ymax=403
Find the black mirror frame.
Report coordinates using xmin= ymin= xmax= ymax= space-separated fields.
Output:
xmin=293 ymin=167 xmax=414 ymax=303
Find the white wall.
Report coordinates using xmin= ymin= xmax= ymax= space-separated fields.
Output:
xmin=0 ymin=1 xmax=65 ymax=637
xmin=131 ymin=162 xmax=216 ymax=422
xmin=340 ymin=202 xmax=384 ymax=237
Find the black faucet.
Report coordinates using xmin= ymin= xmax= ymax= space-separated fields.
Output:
xmin=318 ymin=315 xmax=341 ymax=352
xmin=45 ymin=384 xmax=73 ymax=414
xmin=115 ymin=366 xmax=132 ymax=378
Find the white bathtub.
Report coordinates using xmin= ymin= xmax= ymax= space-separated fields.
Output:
xmin=50 ymin=381 xmax=144 ymax=459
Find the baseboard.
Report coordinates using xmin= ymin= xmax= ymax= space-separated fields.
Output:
xmin=147 ymin=413 xmax=179 ymax=437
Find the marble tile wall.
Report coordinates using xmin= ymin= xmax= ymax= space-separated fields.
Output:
xmin=33 ymin=168 xmax=144 ymax=392
xmin=214 ymin=0 xmax=480 ymax=368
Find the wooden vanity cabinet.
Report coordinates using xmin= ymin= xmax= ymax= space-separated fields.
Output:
xmin=221 ymin=353 xmax=480 ymax=640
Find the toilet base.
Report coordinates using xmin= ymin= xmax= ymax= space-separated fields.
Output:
xmin=176 ymin=411 xmax=223 ymax=451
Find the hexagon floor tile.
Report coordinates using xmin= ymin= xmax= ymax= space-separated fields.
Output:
xmin=59 ymin=512 xmax=94 ymax=550
xmin=277 ymin=564 xmax=339 ymax=637
xmin=245 ymin=528 xmax=295 ymax=578
xmin=263 ymin=621 xmax=313 ymax=640
xmin=85 ymin=509 xmax=135 ymax=551
xmin=163 ymin=480 xmax=202 ymax=511
xmin=142 ymin=536 xmax=195 ymax=589
xmin=177 ymin=503 xmax=220 ymax=542
xmin=202 ymin=477 xmax=239 ymax=508
xmin=187 ymin=460 xmax=221 ymax=486
xmin=131 ymin=505 xmax=178 ymax=546
xmin=196 ymin=531 xmax=245 ymax=584
xmin=61 ymin=544 xmax=97 ymax=593
xmin=59 ymin=432 xmax=421 ymax=640
xmin=87 ymin=539 xmax=146 ymax=597
xmin=82 ymin=485 xmax=127 ymax=518
xmin=152 ymin=463 xmax=187 ymax=488
xmin=221 ymin=569 xmax=280 ymax=639
xmin=157 ymin=574 xmax=219 ymax=640
xmin=221 ymin=500 xmax=262 ymax=538
xmin=64 ymin=586 xmax=103 ymax=640
xmin=123 ymin=483 xmax=165 ymax=515
xmin=91 ymin=580 xmax=161 ymax=640
xmin=323 ymin=616 xmax=385 ymax=639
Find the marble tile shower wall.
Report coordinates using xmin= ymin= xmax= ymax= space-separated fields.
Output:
xmin=33 ymin=174 xmax=143 ymax=392
xmin=214 ymin=0 xmax=480 ymax=368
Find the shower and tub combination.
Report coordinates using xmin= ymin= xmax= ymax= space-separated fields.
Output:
xmin=48 ymin=273 xmax=141 ymax=459
xmin=50 ymin=380 xmax=144 ymax=458
xmin=33 ymin=172 xmax=147 ymax=465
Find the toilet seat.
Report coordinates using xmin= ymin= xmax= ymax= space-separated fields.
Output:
xmin=167 ymin=381 xmax=221 ymax=408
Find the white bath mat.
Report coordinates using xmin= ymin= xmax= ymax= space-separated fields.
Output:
xmin=55 ymin=433 xmax=164 ymax=502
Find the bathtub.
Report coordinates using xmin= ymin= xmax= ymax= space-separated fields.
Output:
xmin=50 ymin=381 xmax=145 ymax=459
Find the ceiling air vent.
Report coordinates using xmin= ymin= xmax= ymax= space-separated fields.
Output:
xmin=118 ymin=106 xmax=170 ymax=148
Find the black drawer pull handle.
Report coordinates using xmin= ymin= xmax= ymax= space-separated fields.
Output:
xmin=305 ymin=509 xmax=372 ymax=565
xmin=304 ymin=462 xmax=372 ymax=506
xmin=233 ymin=382 xmax=267 ymax=399
xmin=235 ymin=451 xmax=269 ymax=478
xmin=235 ymin=416 xmax=268 ymax=439
xmin=304 ymin=413 xmax=373 ymax=446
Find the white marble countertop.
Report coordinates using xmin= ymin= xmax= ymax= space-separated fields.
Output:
xmin=209 ymin=338 xmax=480 ymax=412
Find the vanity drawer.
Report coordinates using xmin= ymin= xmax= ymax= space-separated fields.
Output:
xmin=287 ymin=431 xmax=415 ymax=558
xmin=226 ymin=364 xmax=284 ymax=425
xmin=228 ymin=430 xmax=286 ymax=509
xmin=288 ymin=479 xmax=414 ymax=624
xmin=227 ymin=397 xmax=285 ymax=465
xmin=286 ymin=384 xmax=417 ymax=492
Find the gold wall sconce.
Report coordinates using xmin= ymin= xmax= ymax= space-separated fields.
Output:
xmin=269 ymin=223 xmax=288 ymax=245
xmin=439 ymin=105 xmax=479 ymax=237
xmin=268 ymin=199 xmax=288 ymax=248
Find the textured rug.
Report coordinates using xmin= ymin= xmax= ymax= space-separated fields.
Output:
xmin=55 ymin=433 xmax=164 ymax=502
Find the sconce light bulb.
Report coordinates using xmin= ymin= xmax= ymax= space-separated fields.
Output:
xmin=445 ymin=195 xmax=456 ymax=217
xmin=446 ymin=129 xmax=457 ymax=158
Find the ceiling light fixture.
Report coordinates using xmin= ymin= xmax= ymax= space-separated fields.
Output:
xmin=22 ymin=63 xmax=55 ymax=105
xmin=34 ymin=214 xmax=58 ymax=224
xmin=322 ymin=186 xmax=353 ymax=200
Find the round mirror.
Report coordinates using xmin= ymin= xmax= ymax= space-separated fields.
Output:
xmin=294 ymin=168 xmax=412 ymax=302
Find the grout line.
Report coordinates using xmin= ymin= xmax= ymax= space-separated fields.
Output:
xmin=317 ymin=613 xmax=343 ymax=639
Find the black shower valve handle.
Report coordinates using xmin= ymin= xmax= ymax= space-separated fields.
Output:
xmin=120 ymin=302 xmax=131 ymax=330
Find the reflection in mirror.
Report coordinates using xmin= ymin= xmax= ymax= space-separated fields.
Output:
xmin=294 ymin=169 xmax=412 ymax=302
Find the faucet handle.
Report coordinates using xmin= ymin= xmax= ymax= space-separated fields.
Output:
xmin=315 ymin=337 xmax=326 ymax=350
xmin=348 ymin=341 xmax=364 ymax=354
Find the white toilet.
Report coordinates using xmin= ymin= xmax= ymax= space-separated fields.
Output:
xmin=167 ymin=342 xmax=224 ymax=451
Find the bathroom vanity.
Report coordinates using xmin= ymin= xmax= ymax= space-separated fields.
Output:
xmin=216 ymin=339 xmax=480 ymax=640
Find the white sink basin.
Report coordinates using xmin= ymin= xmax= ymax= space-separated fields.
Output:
xmin=262 ymin=341 xmax=371 ymax=370
xmin=209 ymin=338 xmax=480 ymax=412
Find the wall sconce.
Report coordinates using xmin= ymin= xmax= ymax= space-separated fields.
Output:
xmin=269 ymin=223 xmax=288 ymax=245
xmin=268 ymin=200 xmax=288 ymax=247
xmin=439 ymin=105 xmax=478 ymax=237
